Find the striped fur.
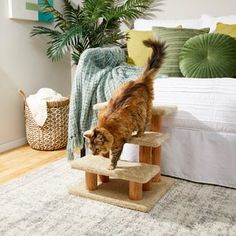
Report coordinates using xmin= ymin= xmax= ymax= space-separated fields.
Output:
xmin=84 ymin=39 xmax=166 ymax=169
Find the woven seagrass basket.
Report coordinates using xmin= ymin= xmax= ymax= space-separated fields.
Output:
xmin=19 ymin=90 xmax=69 ymax=151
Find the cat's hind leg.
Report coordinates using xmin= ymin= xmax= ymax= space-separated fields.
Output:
xmin=134 ymin=120 xmax=145 ymax=137
xmin=145 ymin=101 xmax=153 ymax=130
xmin=134 ymin=107 xmax=146 ymax=137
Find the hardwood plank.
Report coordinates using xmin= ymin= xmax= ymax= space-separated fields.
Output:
xmin=0 ymin=145 xmax=66 ymax=185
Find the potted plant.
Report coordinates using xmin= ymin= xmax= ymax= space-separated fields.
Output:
xmin=31 ymin=0 xmax=162 ymax=65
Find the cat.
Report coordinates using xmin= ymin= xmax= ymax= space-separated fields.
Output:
xmin=84 ymin=39 xmax=166 ymax=170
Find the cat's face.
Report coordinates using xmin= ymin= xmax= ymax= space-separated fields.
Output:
xmin=84 ymin=128 xmax=113 ymax=155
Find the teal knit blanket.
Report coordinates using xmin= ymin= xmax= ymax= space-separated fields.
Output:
xmin=67 ymin=46 xmax=142 ymax=160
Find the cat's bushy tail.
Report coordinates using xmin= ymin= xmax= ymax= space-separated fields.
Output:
xmin=142 ymin=39 xmax=166 ymax=80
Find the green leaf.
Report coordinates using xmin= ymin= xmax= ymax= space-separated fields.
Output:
xmin=105 ymin=0 xmax=156 ymax=20
xmin=82 ymin=0 xmax=112 ymax=22
xmin=31 ymin=26 xmax=60 ymax=37
xmin=47 ymin=25 xmax=83 ymax=62
xmin=31 ymin=0 xmax=163 ymax=65
xmin=63 ymin=0 xmax=81 ymax=26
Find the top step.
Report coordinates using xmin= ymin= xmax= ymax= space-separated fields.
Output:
xmin=71 ymin=155 xmax=160 ymax=184
xmin=93 ymin=102 xmax=177 ymax=116
xmin=127 ymin=132 xmax=168 ymax=147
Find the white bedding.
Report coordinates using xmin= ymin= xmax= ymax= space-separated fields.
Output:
xmin=154 ymin=78 xmax=236 ymax=132
xmin=121 ymin=78 xmax=236 ymax=188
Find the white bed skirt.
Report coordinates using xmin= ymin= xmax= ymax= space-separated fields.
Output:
xmin=121 ymin=78 xmax=236 ymax=188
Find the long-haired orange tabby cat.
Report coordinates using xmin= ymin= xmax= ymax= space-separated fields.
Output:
xmin=84 ymin=39 xmax=166 ymax=170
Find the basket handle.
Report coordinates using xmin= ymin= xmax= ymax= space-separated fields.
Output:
xmin=18 ymin=89 xmax=27 ymax=102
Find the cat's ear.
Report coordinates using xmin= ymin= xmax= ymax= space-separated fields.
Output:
xmin=83 ymin=130 xmax=94 ymax=140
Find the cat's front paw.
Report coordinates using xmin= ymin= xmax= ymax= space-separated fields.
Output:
xmin=107 ymin=164 xmax=116 ymax=170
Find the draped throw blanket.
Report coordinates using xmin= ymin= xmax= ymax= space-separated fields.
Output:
xmin=67 ymin=46 xmax=142 ymax=160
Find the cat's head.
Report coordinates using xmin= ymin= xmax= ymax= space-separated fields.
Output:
xmin=83 ymin=127 xmax=114 ymax=155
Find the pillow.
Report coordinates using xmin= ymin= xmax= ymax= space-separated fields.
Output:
xmin=179 ymin=33 xmax=236 ymax=78
xmin=134 ymin=18 xmax=202 ymax=31
xmin=127 ymin=30 xmax=154 ymax=66
xmin=216 ymin=23 xmax=236 ymax=38
xmin=201 ymin=14 xmax=236 ymax=32
xmin=152 ymin=27 xmax=210 ymax=77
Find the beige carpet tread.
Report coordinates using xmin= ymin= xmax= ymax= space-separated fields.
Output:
xmin=69 ymin=176 xmax=175 ymax=212
xmin=93 ymin=102 xmax=177 ymax=116
xmin=71 ymin=155 xmax=160 ymax=184
xmin=127 ymin=132 xmax=168 ymax=147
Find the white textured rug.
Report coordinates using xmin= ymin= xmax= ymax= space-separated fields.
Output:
xmin=0 ymin=158 xmax=235 ymax=236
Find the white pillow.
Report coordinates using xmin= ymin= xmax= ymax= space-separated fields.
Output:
xmin=201 ymin=14 xmax=236 ymax=32
xmin=134 ymin=18 xmax=202 ymax=31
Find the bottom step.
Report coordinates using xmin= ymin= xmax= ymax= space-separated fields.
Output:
xmin=71 ymin=155 xmax=160 ymax=184
xmin=69 ymin=176 xmax=175 ymax=212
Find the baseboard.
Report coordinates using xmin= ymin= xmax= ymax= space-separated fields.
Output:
xmin=0 ymin=137 xmax=27 ymax=153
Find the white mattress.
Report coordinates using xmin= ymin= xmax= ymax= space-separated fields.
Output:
xmin=121 ymin=78 xmax=236 ymax=188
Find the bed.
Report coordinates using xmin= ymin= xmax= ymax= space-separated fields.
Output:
xmin=119 ymin=15 xmax=236 ymax=188
xmin=121 ymin=78 xmax=236 ymax=188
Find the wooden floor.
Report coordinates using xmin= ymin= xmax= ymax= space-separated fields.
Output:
xmin=0 ymin=145 xmax=66 ymax=185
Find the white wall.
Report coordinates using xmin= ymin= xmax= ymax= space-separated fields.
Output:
xmin=74 ymin=0 xmax=236 ymax=20
xmin=0 ymin=0 xmax=71 ymax=152
xmin=155 ymin=0 xmax=236 ymax=19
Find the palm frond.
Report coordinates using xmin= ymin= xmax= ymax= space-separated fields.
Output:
xmin=82 ymin=0 xmax=112 ymax=23
xmin=47 ymin=25 xmax=83 ymax=62
xmin=90 ymin=20 xmax=123 ymax=46
xmin=141 ymin=0 xmax=164 ymax=19
xmin=71 ymin=50 xmax=81 ymax=65
xmin=31 ymin=26 xmax=60 ymax=37
xmin=106 ymin=0 xmax=161 ymax=21
xmin=63 ymin=0 xmax=81 ymax=26
xmin=32 ymin=0 xmax=163 ymax=65
xmin=40 ymin=0 xmax=67 ymax=30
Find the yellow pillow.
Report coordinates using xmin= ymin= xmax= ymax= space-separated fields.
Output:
xmin=216 ymin=22 xmax=236 ymax=38
xmin=127 ymin=26 xmax=183 ymax=67
xmin=127 ymin=30 xmax=154 ymax=67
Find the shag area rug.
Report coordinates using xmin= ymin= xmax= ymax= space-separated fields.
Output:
xmin=0 ymin=158 xmax=235 ymax=236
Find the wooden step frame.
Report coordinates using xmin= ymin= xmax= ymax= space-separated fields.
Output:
xmin=69 ymin=176 xmax=175 ymax=212
xmin=93 ymin=102 xmax=176 ymax=184
xmin=69 ymin=102 xmax=177 ymax=212
xmin=71 ymin=155 xmax=161 ymax=200
xmin=71 ymin=155 xmax=160 ymax=184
